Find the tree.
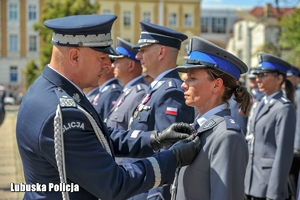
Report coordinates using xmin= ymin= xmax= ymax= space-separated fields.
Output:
xmin=279 ymin=8 xmax=300 ymax=67
xmin=24 ymin=0 xmax=99 ymax=88
xmin=24 ymin=59 xmax=40 ymax=89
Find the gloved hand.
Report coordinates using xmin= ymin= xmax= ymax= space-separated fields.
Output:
xmin=150 ymin=122 xmax=195 ymax=151
xmin=170 ymin=135 xmax=200 ymax=168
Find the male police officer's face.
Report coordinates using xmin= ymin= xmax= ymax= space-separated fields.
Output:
xmin=135 ymin=44 xmax=161 ymax=77
xmin=77 ymin=48 xmax=111 ymax=88
xmin=112 ymin=57 xmax=132 ymax=81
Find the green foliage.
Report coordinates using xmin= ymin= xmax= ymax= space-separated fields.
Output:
xmin=24 ymin=0 xmax=99 ymax=88
xmin=279 ymin=8 xmax=300 ymax=67
xmin=24 ymin=59 xmax=39 ymax=89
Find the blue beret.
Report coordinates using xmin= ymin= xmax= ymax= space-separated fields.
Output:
xmin=287 ymin=66 xmax=300 ymax=77
xmin=176 ymin=36 xmax=248 ymax=80
xmin=256 ymin=53 xmax=292 ymax=74
xmin=44 ymin=14 xmax=119 ymax=55
xmin=132 ymin=21 xmax=188 ymax=50
xmin=110 ymin=37 xmax=139 ymax=62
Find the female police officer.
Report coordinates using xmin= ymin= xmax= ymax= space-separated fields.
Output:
xmin=245 ymin=53 xmax=296 ymax=200
xmin=172 ymin=36 xmax=252 ymax=200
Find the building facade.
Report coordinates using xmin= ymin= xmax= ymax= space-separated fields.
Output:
xmin=97 ymin=0 xmax=200 ymax=64
xmin=200 ymin=6 xmax=250 ymax=49
xmin=0 ymin=0 xmax=200 ymax=95
xmin=227 ymin=3 xmax=294 ymax=69
xmin=0 ymin=0 xmax=43 ymax=96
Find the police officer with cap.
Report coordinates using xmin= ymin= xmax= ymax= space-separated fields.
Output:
xmin=287 ymin=66 xmax=300 ymax=197
xmin=16 ymin=14 xmax=200 ymax=200
xmin=245 ymin=53 xmax=296 ymax=200
xmin=128 ymin=21 xmax=195 ymax=200
xmin=105 ymin=37 xmax=148 ymax=131
xmin=171 ymin=36 xmax=251 ymax=200
xmin=248 ymin=68 xmax=265 ymax=102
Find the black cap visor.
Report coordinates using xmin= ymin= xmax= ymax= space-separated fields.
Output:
xmin=91 ymin=46 xmax=119 ymax=56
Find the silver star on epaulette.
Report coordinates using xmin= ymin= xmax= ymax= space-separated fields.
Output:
xmin=72 ymin=93 xmax=81 ymax=103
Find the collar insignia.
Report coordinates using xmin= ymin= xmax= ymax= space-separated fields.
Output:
xmin=72 ymin=93 xmax=81 ymax=103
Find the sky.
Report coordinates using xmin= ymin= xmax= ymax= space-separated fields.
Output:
xmin=202 ymin=0 xmax=300 ymax=8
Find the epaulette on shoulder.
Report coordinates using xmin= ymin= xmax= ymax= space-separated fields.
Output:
xmin=135 ymin=84 xmax=146 ymax=92
xmin=277 ymin=96 xmax=290 ymax=104
xmin=165 ymin=79 xmax=177 ymax=90
xmin=224 ymin=116 xmax=241 ymax=131
xmin=55 ymin=87 xmax=77 ymax=108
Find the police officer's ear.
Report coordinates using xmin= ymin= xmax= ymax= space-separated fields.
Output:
xmin=69 ymin=48 xmax=80 ymax=66
xmin=158 ymin=46 xmax=167 ymax=59
xmin=128 ymin=60 xmax=135 ymax=72
xmin=212 ymin=78 xmax=224 ymax=94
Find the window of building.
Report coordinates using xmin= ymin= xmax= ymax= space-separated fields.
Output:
xmin=143 ymin=12 xmax=151 ymax=23
xmin=29 ymin=35 xmax=37 ymax=52
xmin=28 ymin=5 xmax=36 ymax=21
xmin=9 ymin=35 xmax=18 ymax=52
xmin=169 ymin=13 xmax=177 ymax=27
xmin=10 ymin=66 xmax=18 ymax=82
xmin=212 ymin=17 xmax=226 ymax=33
xmin=9 ymin=3 xmax=18 ymax=20
xmin=103 ymin=9 xmax=111 ymax=14
xmin=124 ymin=11 xmax=131 ymax=26
xmin=184 ymin=13 xmax=193 ymax=28
xmin=201 ymin=17 xmax=209 ymax=33
xmin=238 ymin=24 xmax=243 ymax=40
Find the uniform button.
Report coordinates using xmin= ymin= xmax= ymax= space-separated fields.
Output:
xmin=138 ymin=117 xmax=140 ymax=121
xmin=114 ymin=116 xmax=117 ymax=119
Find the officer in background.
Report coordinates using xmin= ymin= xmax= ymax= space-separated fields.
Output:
xmin=248 ymin=68 xmax=266 ymax=102
xmin=0 ymin=85 xmax=6 ymax=126
xmin=245 ymin=53 xmax=296 ymax=200
xmin=173 ymin=36 xmax=251 ymax=200
xmin=89 ymin=57 xmax=122 ymax=120
xmin=105 ymin=37 xmax=148 ymax=130
xmin=286 ymin=66 xmax=300 ymax=198
xmin=83 ymin=86 xmax=99 ymax=102
xmin=16 ymin=14 xmax=200 ymax=200
xmin=128 ymin=21 xmax=195 ymax=200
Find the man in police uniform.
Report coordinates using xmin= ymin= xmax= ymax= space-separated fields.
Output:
xmin=89 ymin=58 xmax=122 ymax=120
xmin=16 ymin=14 xmax=200 ymax=200
xmin=245 ymin=53 xmax=296 ymax=200
xmin=105 ymin=37 xmax=148 ymax=131
xmin=128 ymin=21 xmax=195 ymax=200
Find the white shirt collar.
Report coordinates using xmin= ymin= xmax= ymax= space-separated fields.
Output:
xmin=196 ymin=103 xmax=227 ymax=127
xmin=264 ymin=91 xmax=280 ymax=104
xmin=123 ymin=76 xmax=142 ymax=92
xmin=150 ymin=68 xmax=175 ymax=88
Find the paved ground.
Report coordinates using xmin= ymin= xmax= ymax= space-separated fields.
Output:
xmin=0 ymin=105 xmax=25 ymax=200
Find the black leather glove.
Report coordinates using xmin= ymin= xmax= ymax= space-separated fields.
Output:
xmin=150 ymin=122 xmax=195 ymax=151
xmin=170 ymin=135 xmax=200 ymax=168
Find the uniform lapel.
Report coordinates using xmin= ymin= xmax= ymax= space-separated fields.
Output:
xmin=255 ymin=94 xmax=280 ymax=122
